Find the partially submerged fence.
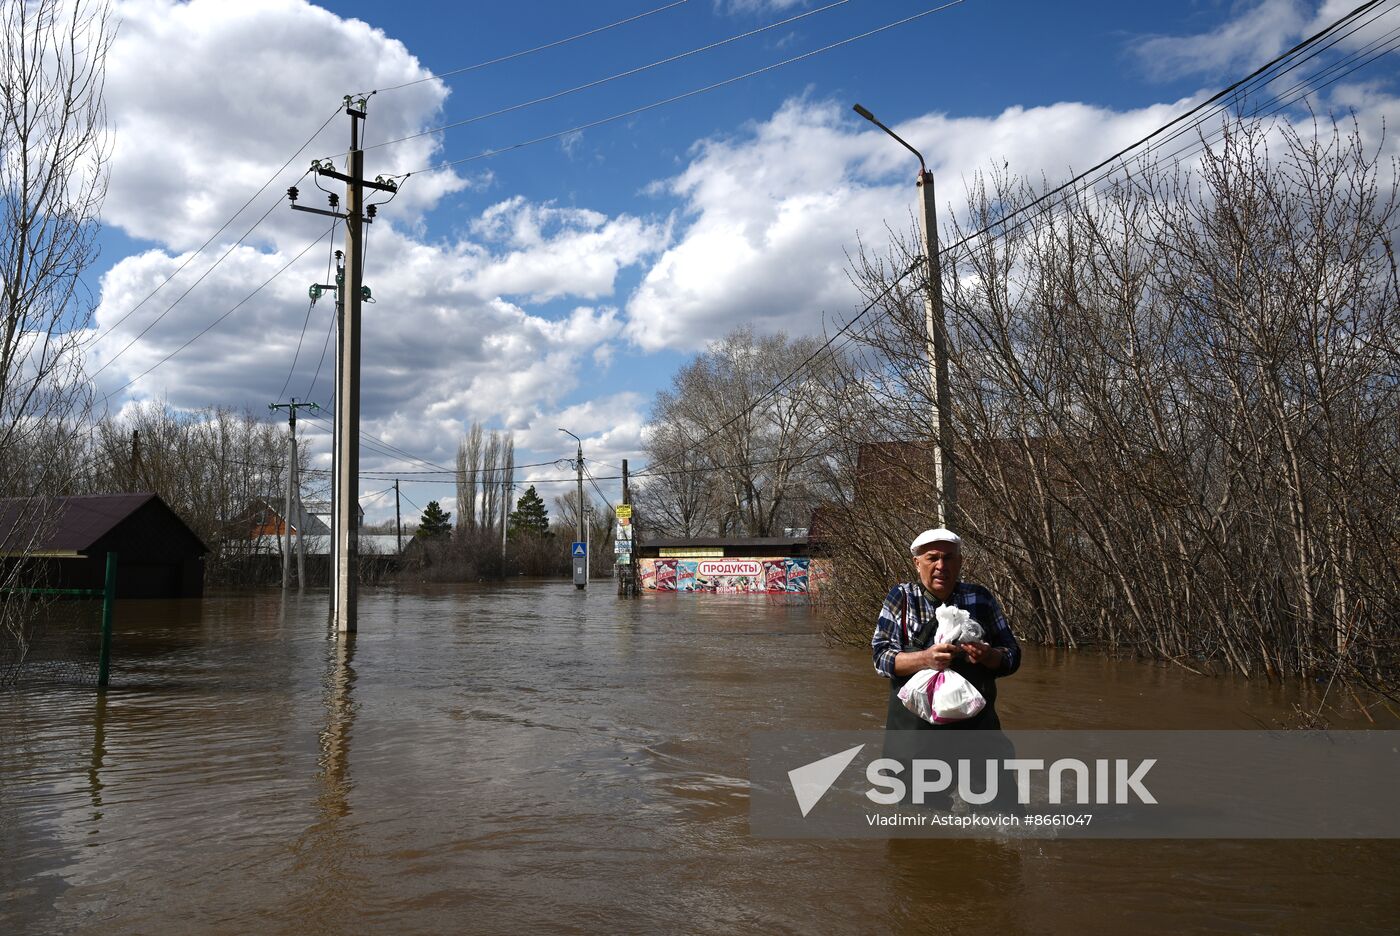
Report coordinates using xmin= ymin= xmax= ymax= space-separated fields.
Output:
xmin=0 ymin=552 xmax=117 ymax=689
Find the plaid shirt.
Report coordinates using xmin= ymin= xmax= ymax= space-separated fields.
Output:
xmin=871 ymin=581 xmax=1021 ymax=679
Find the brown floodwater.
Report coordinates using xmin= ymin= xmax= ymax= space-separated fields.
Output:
xmin=2 ymin=582 xmax=1397 ymax=935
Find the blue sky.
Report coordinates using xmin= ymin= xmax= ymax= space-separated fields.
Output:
xmin=79 ymin=0 xmax=1400 ymax=522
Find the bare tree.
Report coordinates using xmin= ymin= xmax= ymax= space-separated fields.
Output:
xmin=640 ymin=326 xmax=842 ymax=537
xmin=77 ymin=401 xmax=296 ymax=581
xmin=632 ymin=423 xmax=718 ymax=538
xmin=552 ymin=488 xmax=591 ymax=539
xmin=456 ymin=422 xmax=482 ymax=534
xmin=0 ymin=0 xmax=114 ymax=653
xmin=480 ymin=429 xmax=500 ymax=529
xmin=822 ymin=114 xmax=1400 ymax=697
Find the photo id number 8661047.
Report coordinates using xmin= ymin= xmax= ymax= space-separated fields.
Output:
xmin=1023 ymin=813 xmax=1093 ymax=827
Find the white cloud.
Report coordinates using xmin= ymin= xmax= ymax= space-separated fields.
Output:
xmin=467 ymin=197 xmax=666 ymax=301
xmin=624 ymin=65 xmax=1400 ymax=354
xmin=1130 ymin=0 xmax=1310 ymax=82
xmin=104 ymin=0 xmax=469 ymax=251
xmin=1128 ymin=1 xmax=1400 ymax=84
xmin=78 ymin=0 xmax=1400 ymax=524
xmin=88 ymin=199 xmax=662 ymax=475
xmin=84 ymin=0 xmax=667 ymax=496
xmin=624 ymin=95 xmax=1192 ymax=351
xmin=718 ymin=0 xmax=808 ymax=14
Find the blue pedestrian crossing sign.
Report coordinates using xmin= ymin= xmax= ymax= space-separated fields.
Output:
xmin=571 ymin=541 xmax=587 ymax=558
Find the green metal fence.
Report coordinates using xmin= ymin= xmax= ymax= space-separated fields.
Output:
xmin=0 ymin=551 xmax=117 ymax=691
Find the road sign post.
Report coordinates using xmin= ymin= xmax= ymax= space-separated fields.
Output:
xmin=572 ymin=541 xmax=587 ymax=589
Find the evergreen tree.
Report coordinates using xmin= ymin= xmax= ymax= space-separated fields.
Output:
xmin=418 ymin=500 xmax=452 ymax=538
xmin=509 ymin=485 xmax=550 ymax=536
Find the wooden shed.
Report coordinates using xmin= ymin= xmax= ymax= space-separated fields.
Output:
xmin=0 ymin=493 xmax=208 ymax=599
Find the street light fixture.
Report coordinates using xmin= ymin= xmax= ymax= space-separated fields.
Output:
xmin=852 ymin=102 xmax=958 ymax=527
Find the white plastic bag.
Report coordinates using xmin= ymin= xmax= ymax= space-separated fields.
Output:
xmin=898 ymin=668 xmax=987 ymax=724
xmin=934 ymin=605 xmax=984 ymax=645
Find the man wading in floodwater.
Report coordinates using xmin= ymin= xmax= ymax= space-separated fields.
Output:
xmin=871 ymin=528 xmax=1021 ymax=806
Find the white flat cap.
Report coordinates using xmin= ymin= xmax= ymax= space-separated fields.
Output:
xmin=909 ymin=527 xmax=961 ymax=555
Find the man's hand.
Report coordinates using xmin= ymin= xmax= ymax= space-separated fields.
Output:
xmin=960 ymin=640 xmax=1004 ymax=670
xmin=925 ymin=642 xmax=960 ymax=671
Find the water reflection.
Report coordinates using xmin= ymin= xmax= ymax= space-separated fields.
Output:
xmin=318 ymin=634 xmax=356 ymax=821
xmin=2 ymin=584 xmax=1397 ymax=935
xmin=85 ymin=692 xmax=107 ymax=827
xmin=286 ymin=634 xmax=362 ymax=930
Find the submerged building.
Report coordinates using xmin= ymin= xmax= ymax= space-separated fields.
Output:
xmin=0 ymin=493 xmax=207 ymax=599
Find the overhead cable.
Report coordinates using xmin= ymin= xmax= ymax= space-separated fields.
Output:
xmin=85 ymin=104 xmax=341 ymax=349
xmin=364 ymin=0 xmax=855 ymax=155
xmin=97 ymin=224 xmax=336 ymax=405
xmin=366 ymin=0 xmax=692 ymax=95
xmin=403 ymin=0 xmax=968 ymax=176
xmin=631 ymin=0 xmax=1399 ymax=481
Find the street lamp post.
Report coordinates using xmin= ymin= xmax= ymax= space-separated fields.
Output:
xmin=559 ymin=428 xmax=586 ymax=589
xmin=853 ymin=103 xmax=958 ymax=527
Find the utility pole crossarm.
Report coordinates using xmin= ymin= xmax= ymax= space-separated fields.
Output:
xmin=311 ymin=166 xmax=399 ymax=193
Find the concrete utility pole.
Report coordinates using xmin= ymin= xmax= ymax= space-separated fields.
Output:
xmin=331 ymin=250 xmax=343 ymax=619
xmin=501 ymin=477 xmax=510 ymax=564
xmin=336 ymin=109 xmax=365 ymax=632
xmin=395 ymin=479 xmax=402 ymax=557
xmin=269 ymin=398 xmax=319 ymax=590
xmin=560 ymin=428 xmax=586 ymax=589
xmin=853 ymin=103 xmax=958 ymax=527
xmin=289 ymin=96 xmax=397 ymax=632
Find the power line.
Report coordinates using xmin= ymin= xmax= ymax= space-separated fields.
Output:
xmin=267 ymin=432 xmax=564 ymax=477
xmin=583 ymin=462 xmax=616 ymax=512
xmin=298 ymin=411 xmax=452 ymax=474
xmin=935 ymin=0 xmax=1398 ymax=259
xmin=305 ymin=297 xmax=336 ymax=403
xmin=85 ymin=105 xmax=342 ymax=350
xmin=97 ymin=224 xmax=336 ymax=405
xmin=629 ymin=0 xmax=1400 ymax=482
xmin=367 ymin=0 xmax=692 ymax=95
xmin=363 ymin=0 xmax=855 ymax=156
xmin=403 ymin=0 xmax=968 ymax=176
xmin=276 ymin=218 xmax=340 ymax=403
xmin=89 ymin=192 xmax=291 ymax=380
